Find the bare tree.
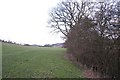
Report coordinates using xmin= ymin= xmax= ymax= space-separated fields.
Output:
xmin=93 ymin=1 xmax=120 ymax=40
xmin=48 ymin=0 xmax=94 ymax=38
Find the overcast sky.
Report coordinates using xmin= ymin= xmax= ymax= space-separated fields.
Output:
xmin=0 ymin=0 xmax=65 ymax=45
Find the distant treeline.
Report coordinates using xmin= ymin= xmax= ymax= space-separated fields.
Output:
xmin=0 ymin=39 xmax=21 ymax=45
xmin=0 ymin=39 xmax=65 ymax=48
xmin=22 ymin=43 xmax=65 ymax=47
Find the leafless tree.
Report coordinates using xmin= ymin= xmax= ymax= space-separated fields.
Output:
xmin=48 ymin=0 xmax=94 ymax=38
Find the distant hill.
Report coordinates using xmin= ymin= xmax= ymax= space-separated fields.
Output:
xmin=0 ymin=39 xmax=65 ymax=48
xmin=52 ymin=43 xmax=64 ymax=48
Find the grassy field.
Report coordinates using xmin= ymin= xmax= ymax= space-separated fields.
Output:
xmin=2 ymin=43 xmax=83 ymax=78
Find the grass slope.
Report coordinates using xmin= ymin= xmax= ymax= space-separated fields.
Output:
xmin=2 ymin=43 xmax=82 ymax=78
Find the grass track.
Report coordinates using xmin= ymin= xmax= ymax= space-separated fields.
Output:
xmin=2 ymin=43 xmax=82 ymax=78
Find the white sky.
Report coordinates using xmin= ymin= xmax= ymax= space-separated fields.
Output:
xmin=0 ymin=0 xmax=64 ymax=45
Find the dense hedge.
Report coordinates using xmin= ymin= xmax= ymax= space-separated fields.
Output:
xmin=66 ymin=18 xmax=120 ymax=78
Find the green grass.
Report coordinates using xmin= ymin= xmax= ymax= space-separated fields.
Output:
xmin=2 ymin=43 xmax=82 ymax=78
